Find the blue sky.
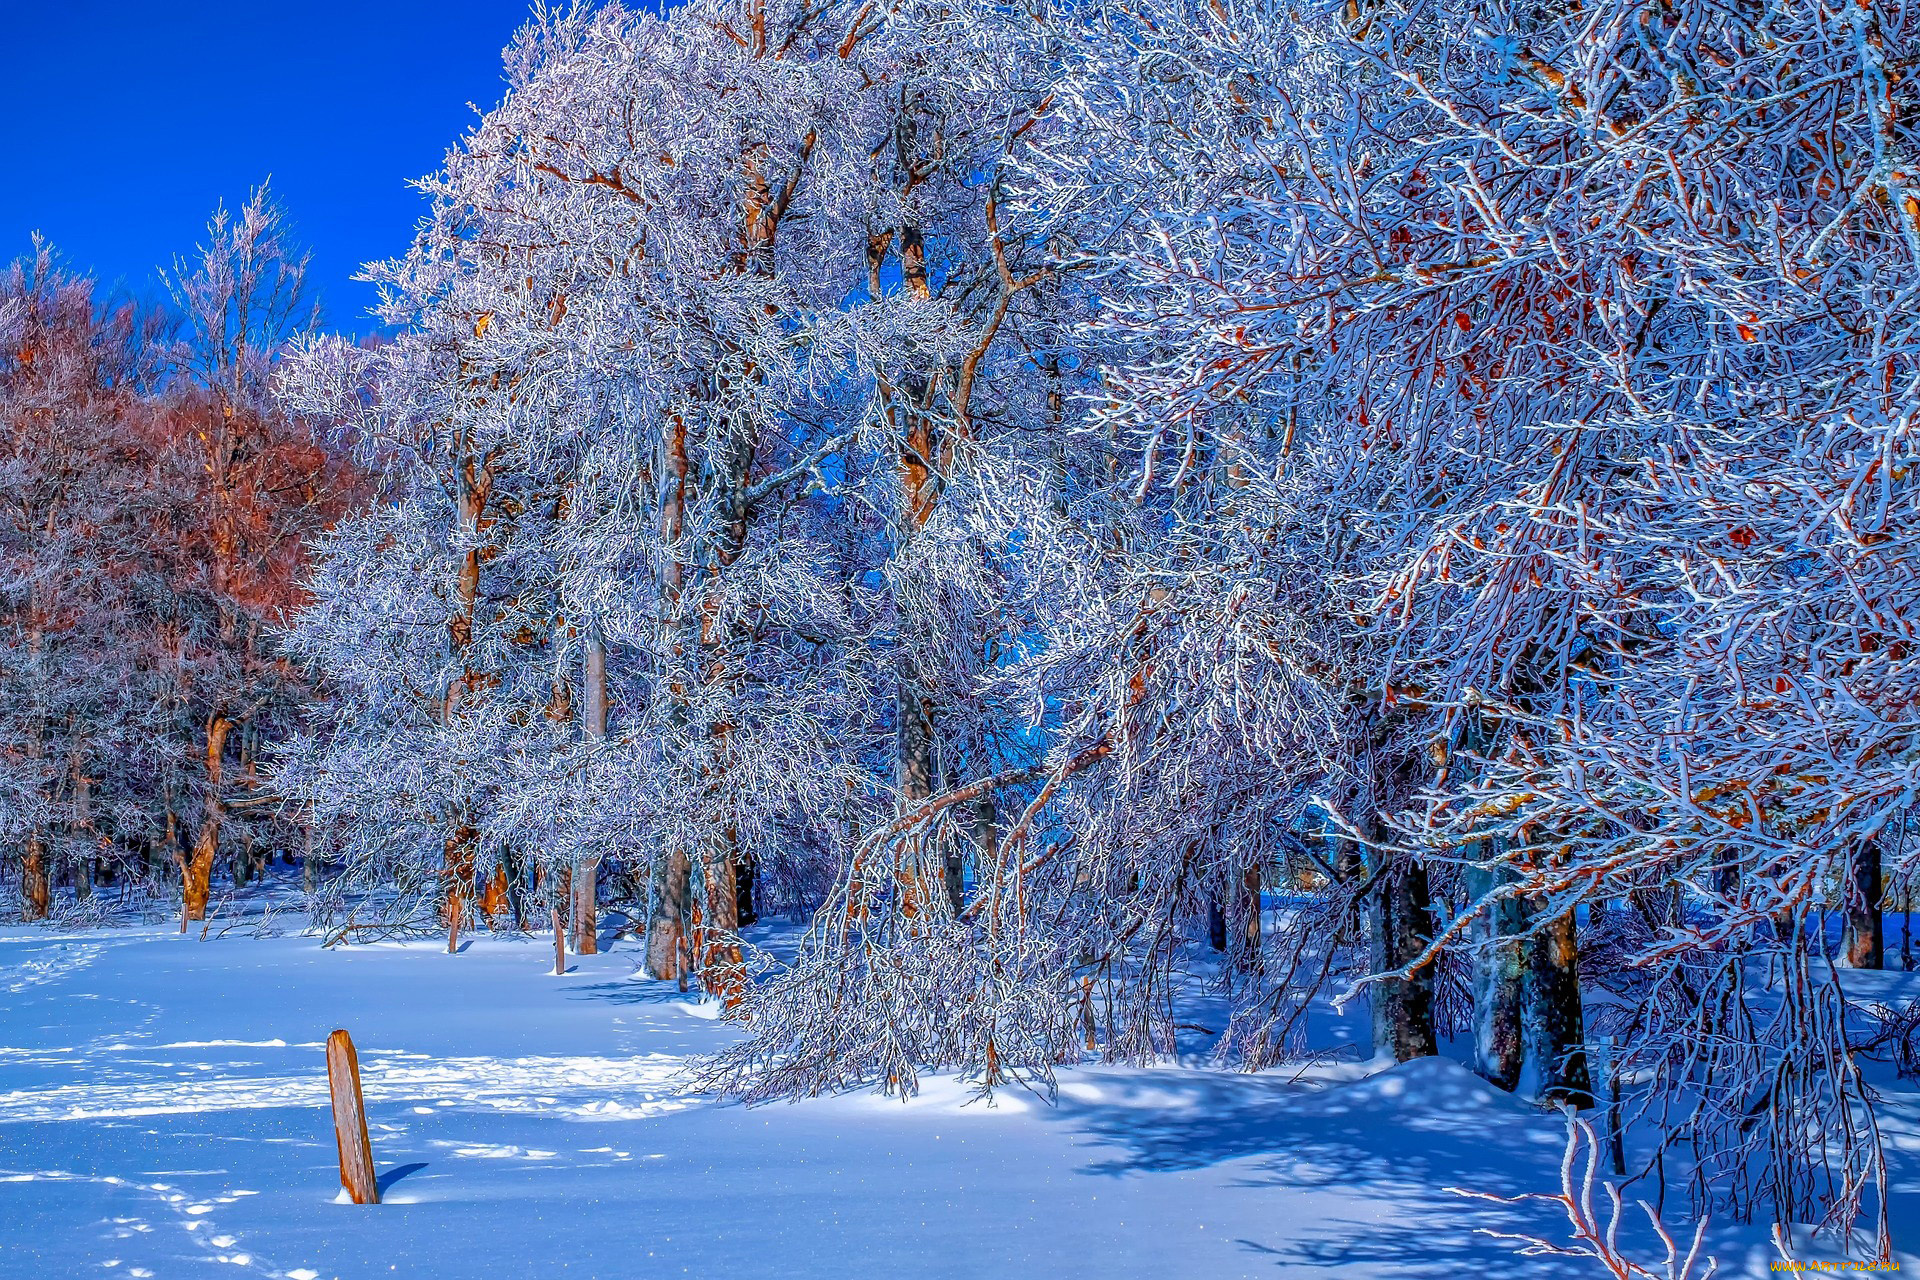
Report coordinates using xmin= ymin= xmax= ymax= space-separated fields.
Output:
xmin=3 ymin=1 xmax=547 ymax=332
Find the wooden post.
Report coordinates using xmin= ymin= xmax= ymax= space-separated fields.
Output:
xmin=552 ymin=907 xmax=566 ymax=976
xmin=326 ymin=1029 xmax=380 ymax=1204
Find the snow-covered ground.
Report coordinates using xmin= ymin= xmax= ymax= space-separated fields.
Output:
xmin=2 ymin=918 xmax=1914 ymax=1279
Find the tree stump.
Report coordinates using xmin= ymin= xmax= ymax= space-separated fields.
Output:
xmin=326 ymin=1029 xmax=380 ymax=1204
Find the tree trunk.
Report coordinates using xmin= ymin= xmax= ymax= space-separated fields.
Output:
xmin=1841 ymin=839 xmax=1884 ymax=970
xmin=690 ymin=378 xmax=752 ymax=989
xmin=1458 ymin=704 xmax=1526 ymax=1091
xmin=949 ymin=791 xmax=991 ymax=918
xmin=1207 ymin=896 xmax=1228 ymax=952
xmin=1240 ymin=862 xmax=1264 ymax=974
xmin=21 ymin=831 xmax=50 ymax=921
xmin=894 ymin=672 xmax=940 ymax=919
xmin=503 ymin=848 xmax=527 ymax=930
xmin=442 ymin=825 xmax=476 ymax=952
xmin=1348 ymin=751 xmax=1439 ymax=1062
xmin=737 ymin=851 xmax=758 ymax=927
xmin=326 ymin=1030 xmax=381 ymax=1205
xmin=1468 ymin=860 xmax=1528 ymax=1092
xmin=235 ymin=722 xmax=258 ymax=889
xmin=697 ymin=825 xmax=744 ymax=1007
xmin=70 ymin=729 xmax=93 ymax=902
xmin=572 ymin=627 xmax=608 ymax=956
xmin=1526 ymin=905 xmax=1592 ymax=1107
xmin=886 ymin=126 xmax=945 ymax=922
xmin=441 ymin=402 xmax=495 ymax=941
xmin=181 ymin=839 xmax=214 ymax=926
xmin=1903 ymin=878 xmax=1913 ymax=972
xmin=182 ymin=713 xmax=232 ymax=923
xmin=571 ymin=859 xmax=600 ymax=956
xmin=1368 ymin=856 xmax=1439 ymax=1061
xmin=646 ymin=411 xmax=693 ymax=985
xmin=645 ymin=847 xmax=691 ymax=984
xmin=481 ymin=865 xmax=510 ymax=924
xmin=23 ymin=607 xmax=51 ymax=921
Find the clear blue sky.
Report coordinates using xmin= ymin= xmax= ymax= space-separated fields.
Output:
xmin=3 ymin=1 xmax=548 ymax=333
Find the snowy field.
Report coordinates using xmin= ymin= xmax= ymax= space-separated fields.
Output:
xmin=3 ymin=918 xmax=1915 ymax=1280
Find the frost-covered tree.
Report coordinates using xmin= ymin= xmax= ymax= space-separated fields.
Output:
xmin=1 ymin=210 xmax=353 ymax=926
xmin=157 ymin=184 xmax=348 ymax=920
xmin=983 ymin=0 xmax=1917 ymax=1254
xmin=0 ymin=245 xmax=164 ymax=918
xmin=282 ymin=0 xmax=910 ymax=972
xmin=265 ymin=0 xmax=1917 ymax=1260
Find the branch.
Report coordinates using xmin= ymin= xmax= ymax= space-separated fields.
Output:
xmin=744 ymin=429 xmax=856 ymax=508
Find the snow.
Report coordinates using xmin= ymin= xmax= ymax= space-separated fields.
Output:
xmin=2 ymin=923 xmax=1913 ymax=1279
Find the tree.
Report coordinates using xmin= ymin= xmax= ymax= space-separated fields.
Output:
xmin=1 ymin=211 xmax=353 ymax=927
xmin=280 ymin=1 xmax=886 ymax=973
xmin=1036 ymin=0 xmax=1914 ymax=1249
xmin=0 ymin=243 xmax=163 ymax=918
xmin=157 ymin=185 xmax=345 ymax=922
xmin=256 ymin=0 xmax=1920 ymax=1260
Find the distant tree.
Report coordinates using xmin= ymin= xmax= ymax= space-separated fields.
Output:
xmin=0 ymin=194 xmax=359 ymax=926
xmin=0 ymin=242 xmax=164 ymax=918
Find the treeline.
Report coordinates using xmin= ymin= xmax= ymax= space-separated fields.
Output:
xmin=8 ymin=0 xmax=1919 ymax=1263
xmin=0 ymin=192 xmax=359 ymax=921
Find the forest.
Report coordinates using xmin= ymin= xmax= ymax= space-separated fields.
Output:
xmin=4 ymin=0 xmax=1918 ymax=1274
